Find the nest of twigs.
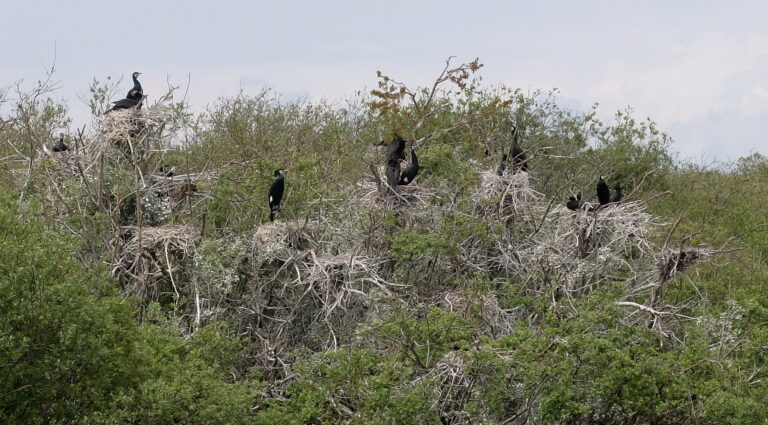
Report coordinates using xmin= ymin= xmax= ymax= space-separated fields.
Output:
xmin=489 ymin=196 xmax=659 ymax=298
xmin=303 ymin=251 xmax=394 ymax=317
xmin=406 ymin=350 xmax=497 ymax=425
xmin=657 ymin=247 xmax=708 ymax=284
xmin=356 ymin=179 xmax=438 ymax=210
xmin=439 ymin=290 xmax=517 ymax=337
xmin=251 ymin=220 xmax=319 ymax=267
xmin=99 ymin=105 xmax=178 ymax=142
xmin=229 ymin=243 xmax=399 ymax=350
xmin=475 ymin=169 xmax=542 ymax=221
xmin=114 ymin=224 xmax=197 ymax=301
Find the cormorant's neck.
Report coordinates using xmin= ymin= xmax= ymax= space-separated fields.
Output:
xmin=133 ymin=76 xmax=141 ymax=89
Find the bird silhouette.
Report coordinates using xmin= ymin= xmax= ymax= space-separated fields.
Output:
xmin=105 ymin=72 xmax=144 ymax=114
xmin=268 ymin=168 xmax=286 ymax=221
xmin=566 ymin=192 xmax=583 ymax=211
xmin=385 ymin=134 xmax=407 ymax=188
xmin=497 ymin=125 xmax=528 ymax=175
xmin=597 ymin=175 xmax=610 ymax=205
xmin=52 ymin=133 xmax=68 ymax=152
xmin=610 ymin=183 xmax=623 ymax=203
xmin=398 ymin=148 xmax=420 ymax=185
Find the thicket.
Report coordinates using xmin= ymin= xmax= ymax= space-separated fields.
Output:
xmin=0 ymin=59 xmax=765 ymax=424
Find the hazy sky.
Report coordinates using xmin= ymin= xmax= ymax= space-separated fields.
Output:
xmin=3 ymin=0 xmax=767 ymax=161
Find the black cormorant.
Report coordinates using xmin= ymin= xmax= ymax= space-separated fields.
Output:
xmin=385 ymin=134 xmax=406 ymax=188
xmin=126 ymin=72 xmax=143 ymax=100
xmin=510 ymin=126 xmax=528 ymax=172
xmin=496 ymin=125 xmax=528 ymax=175
xmin=596 ymin=175 xmax=610 ymax=205
xmin=105 ymin=72 xmax=144 ymax=114
xmin=52 ymin=134 xmax=68 ymax=153
xmin=398 ymin=148 xmax=420 ymax=185
xmin=268 ymin=168 xmax=286 ymax=221
xmin=566 ymin=192 xmax=583 ymax=211
xmin=610 ymin=183 xmax=623 ymax=203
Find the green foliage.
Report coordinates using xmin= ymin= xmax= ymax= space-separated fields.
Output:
xmin=1 ymin=62 xmax=766 ymax=424
xmin=372 ymin=308 xmax=475 ymax=369
xmin=90 ymin=323 xmax=260 ymax=425
xmin=389 ymin=231 xmax=455 ymax=261
xmin=255 ymin=349 xmax=439 ymax=425
xmin=192 ymin=91 xmax=371 ymax=230
xmin=0 ymin=195 xmax=259 ymax=424
xmin=0 ymin=195 xmax=140 ymax=423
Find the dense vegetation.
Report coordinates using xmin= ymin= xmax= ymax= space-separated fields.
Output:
xmin=0 ymin=59 xmax=765 ymax=424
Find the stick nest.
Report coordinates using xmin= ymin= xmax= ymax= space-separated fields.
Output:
xmin=115 ymin=224 xmax=197 ymax=301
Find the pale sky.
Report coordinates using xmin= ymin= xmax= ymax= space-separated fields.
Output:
xmin=3 ymin=0 xmax=767 ymax=161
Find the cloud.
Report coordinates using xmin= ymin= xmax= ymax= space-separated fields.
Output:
xmin=535 ymin=33 xmax=768 ymax=159
xmin=720 ymin=54 xmax=768 ymax=116
xmin=667 ymin=109 xmax=768 ymax=163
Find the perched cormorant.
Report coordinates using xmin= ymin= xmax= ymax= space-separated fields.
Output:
xmin=268 ymin=168 xmax=286 ymax=221
xmin=510 ymin=126 xmax=528 ymax=172
xmin=610 ymin=183 xmax=623 ymax=203
xmin=596 ymin=175 xmax=610 ymax=205
xmin=566 ymin=192 xmax=583 ymax=211
xmin=496 ymin=125 xmax=528 ymax=175
xmin=126 ymin=72 xmax=143 ymax=100
xmin=385 ymin=134 xmax=407 ymax=188
xmin=52 ymin=133 xmax=68 ymax=153
xmin=398 ymin=148 xmax=420 ymax=185
xmin=105 ymin=72 xmax=144 ymax=114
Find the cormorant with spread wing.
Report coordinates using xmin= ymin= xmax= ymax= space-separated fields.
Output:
xmin=105 ymin=72 xmax=143 ymax=114
xmin=597 ymin=175 xmax=610 ymax=205
xmin=398 ymin=148 xmax=420 ymax=185
xmin=268 ymin=168 xmax=286 ymax=221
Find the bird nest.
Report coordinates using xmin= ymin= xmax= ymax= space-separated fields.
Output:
xmin=36 ymin=150 xmax=82 ymax=177
xmin=656 ymin=247 xmax=709 ymax=284
xmin=236 ymin=241 xmax=400 ymax=349
xmin=114 ymin=224 xmax=197 ymax=302
xmin=556 ymin=201 xmax=656 ymax=258
xmin=355 ymin=180 xmax=438 ymax=209
xmin=98 ymin=105 xmax=179 ymax=144
xmin=407 ymin=350 xmax=500 ymax=425
xmin=474 ymin=169 xmax=543 ymax=221
xmin=492 ymin=200 xmax=659 ymax=297
xmin=301 ymin=251 xmax=395 ymax=319
xmin=251 ymin=220 xmax=319 ymax=267
xmin=439 ymin=289 xmax=518 ymax=337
